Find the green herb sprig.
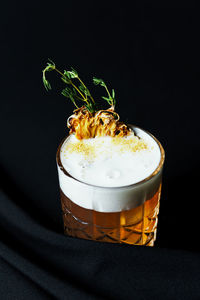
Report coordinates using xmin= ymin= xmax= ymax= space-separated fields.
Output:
xmin=42 ymin=59 xmax=116 ymax=113
xmin=93 ymin=77 xmax=116 ymax=108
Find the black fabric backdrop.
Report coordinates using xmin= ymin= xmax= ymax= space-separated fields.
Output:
xmin=1 ymin=1 xmax=200 ymax=299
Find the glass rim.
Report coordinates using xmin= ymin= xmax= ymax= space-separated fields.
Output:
xmin=56 ymin=124 xmax=165 ymax=190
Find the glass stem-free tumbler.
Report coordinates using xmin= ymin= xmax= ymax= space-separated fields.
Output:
xmin=56 ymin=125 xmax=165 ymax=246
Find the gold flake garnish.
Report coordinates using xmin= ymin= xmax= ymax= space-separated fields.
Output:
xmin=65 ymin=140 xmax=97 ymax=158
xmin=111 ymin=136 xmax=148 ymax=153
xmin=64 ymin=134 xmax=148 ymax=158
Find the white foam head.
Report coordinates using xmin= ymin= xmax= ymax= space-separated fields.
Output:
xmin=60 ymin=128 xmax=161 ymax=187
xmin=57 ymin=126 xmax=164 ymax=212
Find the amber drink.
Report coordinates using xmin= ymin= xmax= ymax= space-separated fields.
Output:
xmin=57 ymin=125 xmax=165 ymax=246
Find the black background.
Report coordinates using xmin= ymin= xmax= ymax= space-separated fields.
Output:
xmin=1 ymin=1 xmax=200 ymax=299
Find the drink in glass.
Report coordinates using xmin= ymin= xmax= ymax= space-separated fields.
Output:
xmin=56 ymin=125 xmax=164 ymax=246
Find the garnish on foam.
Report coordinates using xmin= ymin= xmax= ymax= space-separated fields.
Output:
xmin=67 ymin=106 xmax=131 ymax=139
xmin=42 ymin=59 xmax=132 ymax=140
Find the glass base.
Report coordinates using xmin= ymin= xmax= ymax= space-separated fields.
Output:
xmin=60 ymin=185 xmax=161 ymax=246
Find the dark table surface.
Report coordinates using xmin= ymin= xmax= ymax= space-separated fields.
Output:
xmin=1 ymin=1 xmax=200 ymax=299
